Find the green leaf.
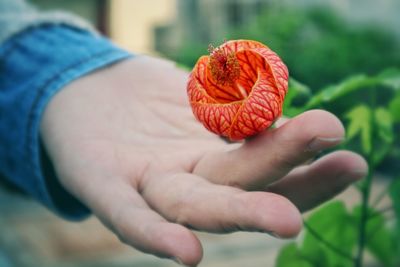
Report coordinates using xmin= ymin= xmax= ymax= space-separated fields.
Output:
xmin=283 ymin=78 xmax=312 ymax=117
xmin=389 ymin=178 xmax=400 ymax=234
xmin=345 ymin=105 xmax=372 ymax=154
xmin=367 ymin=216 xmax=396 ymax=267
xmin=376 ymin=68 xmax=400 ymax=91
xmin=355 ymin=207 xmax=395 ymax=267
xmin=302 ymin=201 xmax=356 ymax=267
xmin=276 ymin=243 xmax=314 ymax=267
xmin=304 ymin=74 xmax=373 ymax=109
xmin=389 ymin=93 xmax=400 ymax=123
xmin=353 ymin=206 xmax=396 ymax=267
xmin=303 ymin=68 xmax=400 ymax=110
xmin=345 ymin=106 xmax=393 ymax=163
xmin=375 ymin=108 xmax=394 ymax=143
xmin=389 ymin=178 xmax=400 ymax=265
xmin=373 ymin=108 xmax=394 ymax=165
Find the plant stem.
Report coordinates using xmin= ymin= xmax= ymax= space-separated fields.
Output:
xmin=354 ymin=88 xmax=376 ymax=267
xmin=354 ymin=160 xmax=374 ymax=267
xmin=304 ymin=222 xmax=355 ymax=261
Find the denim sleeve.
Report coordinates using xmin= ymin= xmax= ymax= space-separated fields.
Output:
xmin=0 ymin=24 xmax=133 ymax=220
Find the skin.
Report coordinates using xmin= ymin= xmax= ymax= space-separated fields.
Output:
xmin=40 ymin=56 xmax=368 ymax=266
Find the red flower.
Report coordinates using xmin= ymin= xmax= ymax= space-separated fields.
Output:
xmin=187 ymin=40 xmax=289 ymax=140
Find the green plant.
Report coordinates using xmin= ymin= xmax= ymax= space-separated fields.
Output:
xmin=276 ymin=68 xmax=400 ymax=267
xmin=229 ymin=6 xmax=400 ymax=91
xmin=170 ymin=5 xmax=400 ymax=92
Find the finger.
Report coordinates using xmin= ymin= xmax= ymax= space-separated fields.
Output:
xmin=140 ymin=173 xmax=302 ymax=238
xmin=83 ymin=181 xmax=202 ymax=266
xmin=275 ymin=116 xmax=290 ymax=127
xmin=193 ymin=109 xmax=345 ymax=190
xmin=267 ymin=150 xmax=368 ymax=211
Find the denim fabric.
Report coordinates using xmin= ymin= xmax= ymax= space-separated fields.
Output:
xmin=0 ymin=24 xmax=132 ymax=219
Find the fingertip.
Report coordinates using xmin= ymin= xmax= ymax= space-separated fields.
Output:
xmin=265 ymin=150 xmax=369 ymax=212
xmin=242 ymin=192 xmax=302 ymax=238
xmin=310 ymin=150 xmax=368 ymax=182
xmin=333 ymin=150 xmax=368 ymax=182
xmin=292 ymin=109 xmax=345 ymax=142
xmin=266 ymin=193 xmax=303 ymax=238
xmin=161 ymin=223 xmax=203 ymax=267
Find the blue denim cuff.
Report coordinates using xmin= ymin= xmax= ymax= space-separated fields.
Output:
xmin=0 ymin=24 xmax=133 ymax=220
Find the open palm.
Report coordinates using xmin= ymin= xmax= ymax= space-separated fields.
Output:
xmin=40 ymin=56 xmax=367 ymax=266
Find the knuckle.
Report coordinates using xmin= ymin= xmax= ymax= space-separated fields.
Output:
xmin=272 ymin=150 xmax=299 ymax=172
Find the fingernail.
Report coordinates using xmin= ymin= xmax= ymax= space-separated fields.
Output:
xmin=306 ymin=137 xmax=343 ymax=152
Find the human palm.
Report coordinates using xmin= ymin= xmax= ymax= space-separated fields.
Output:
xmin=40 ymin=56 xmax=367 ymax=266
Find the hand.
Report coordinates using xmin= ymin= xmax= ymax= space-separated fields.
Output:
xmin=40 ymin=56 xmax=367 ymax=266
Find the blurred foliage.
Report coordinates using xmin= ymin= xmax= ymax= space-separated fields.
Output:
xmin=172 ymin=5 xmax=400 ymax=91
xmin=276 ymin=69 xmax=400 ymax=267
xmin=276 ymin=202 xmax=398 ymax=267
xmin=276 ymin=202 xmax=355 ymax=267
xmin=286 ymin=68 xmax=400 ymax=173
xmin=229 ymin=6 xmax=400 ymax=90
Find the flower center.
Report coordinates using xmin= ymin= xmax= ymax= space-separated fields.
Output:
xmin=208 ymin=44 xmax=240 ymax=86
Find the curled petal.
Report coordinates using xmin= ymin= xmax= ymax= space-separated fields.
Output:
xmin=187 ymin=40 xmax=289 ymax=140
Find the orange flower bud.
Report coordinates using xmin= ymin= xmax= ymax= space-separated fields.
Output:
xmin=187 ymin=40 xmax=289 ymax=140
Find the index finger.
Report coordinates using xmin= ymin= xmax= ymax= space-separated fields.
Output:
xmin=193 ymin=109 xmax=345 ymax=190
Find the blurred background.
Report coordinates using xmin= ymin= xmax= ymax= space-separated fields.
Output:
xmin=1 ymin=0 xmax=399 ymax=266
xmin=29 ymin=0 xmax=400 ymax=90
